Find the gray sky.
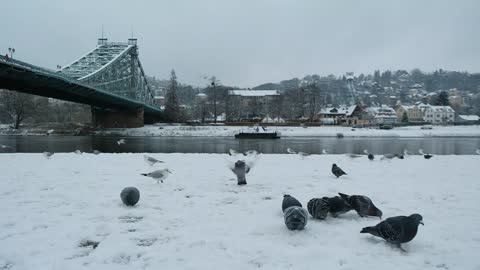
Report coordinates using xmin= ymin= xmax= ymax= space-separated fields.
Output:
xmin=1 ymin=0 xmax=479 ymax=87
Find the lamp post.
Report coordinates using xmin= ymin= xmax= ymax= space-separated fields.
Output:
xmin=8 ymin=47 xmax=15 ymax=58
xmin=212 ymin=80 xmax=217 ymax=124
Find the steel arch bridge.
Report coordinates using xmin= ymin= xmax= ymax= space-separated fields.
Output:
xmin=0 ymin=38 xmax=163 ymax=127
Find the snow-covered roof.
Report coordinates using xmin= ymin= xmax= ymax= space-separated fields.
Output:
xmin=458 ymin=115 xmax=479 ymax=121
xmin=366 ymin=106 xmax=397 ymax=116
xmin=318 ymin=105 xmax=357 ymax=116
xmin=228 ymin=90 xmax=280 ymax=97
xmin=196 ymin=93 xmax=207 ymax=97
xmin=426 ymin=106 xmax=455 ymax=113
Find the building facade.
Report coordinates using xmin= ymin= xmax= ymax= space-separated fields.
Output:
xmin=423 ymin=106 xmax=455 ymax=124
xmin=226 ymin=90 xmax=282 ymax=122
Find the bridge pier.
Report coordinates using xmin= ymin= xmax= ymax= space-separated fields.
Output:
xmin=91 ymin=107 xmax=144 ymax=128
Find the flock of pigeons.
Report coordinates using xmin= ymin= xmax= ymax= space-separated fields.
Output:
xmin=228 ymin=148 xmax=434 ymax=252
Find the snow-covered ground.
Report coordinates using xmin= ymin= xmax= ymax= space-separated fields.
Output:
xmin=96 ymin=124 xmax=480 ymax=138
xmin=1 ymin=153 xmax=479 ymax=269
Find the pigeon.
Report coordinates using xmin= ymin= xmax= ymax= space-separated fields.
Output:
xmin=394 ymin=153 xmax=404 ymax=159
xmin=144 ymin=155 xmax=164 ymax=166
xmin=43 ymin=151 xmax=54 ymax=159
xmin=339 ymin=193 xmax=382 ymax=218
xmin=307 ymin=198 xmax=330 ymax=220
xmin=284 ymin=206 xmax=308 ymax=230
xmin=322 ymin=149 xmax=329 ymax=155
xmin=347 ymin=153 xmax=362 ymax=158
xmin=117 ymin=139 xmax=126 ymax=145
xmin=332 ymin=164 xmax=347 ymax=178
xmin=282 ymin=194 xmax=302 ymax=212
xmin=74 ymin=150 xmax=82 ymax=155
xmin=360 ymin=213 xmax=424 ymax=251
xmin=476 ymin=149 xmax=480 ymax=155
xmin=424 ymin=154 xmax=433 ymax=159
xmin=368 ymin=153 xmax=375 ymax=160
xmin=231 ymin=160 xmax=250 ymax=185
xmin=323 ymin=196 xmax=354 ymax=217
xmin=92 ymin=150 xmax=101 ymax=155
xmin=244 ymin=150 xmax=259 ymax=157
xmin=46 ymin=129 xmax=54 ymax=135
xmin=141 ymin=168 xmax=172 ymax=184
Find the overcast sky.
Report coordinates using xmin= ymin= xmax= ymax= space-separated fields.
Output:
xmin=1 ymin=0 xmax=479 ymax=87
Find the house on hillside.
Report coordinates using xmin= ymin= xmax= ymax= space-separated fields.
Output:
xmin=366 ymin=106 xmax=398 ymax=125
xmin=226 ymin=90 xmax=282 ymax=122
xmin=394 ymin=103 xmax=425 ymax=122
xmin=315 ymin=105 xmax=366 ymax=125
xmin=423 ymin=106 xmax=455 ymax=125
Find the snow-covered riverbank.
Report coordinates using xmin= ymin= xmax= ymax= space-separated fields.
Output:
xmin=0 ymin=153 xmax=479 ymax=269
xmin=96 ymin=124 xmax=480 ymax=138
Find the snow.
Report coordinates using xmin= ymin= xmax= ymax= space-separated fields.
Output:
xmin=458 ymin=115 xmax=480 ymax=121
xmin=228 ymin=90 xmax=280 ymax=97
xmin=317 ymin=105 xmax=357 ymax=116
xmin=0 ymin=153 xmax=479 ymax=269
xmin=96 ymin=125 xmax=480 ymax=137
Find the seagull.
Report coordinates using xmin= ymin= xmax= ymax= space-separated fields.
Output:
xmin=331 ymin=164 xmax=347 ymax=178
xmin=361 ymin=214 xmax=424 ymax=252
xmin=228 ymin=149 xmax=240 ymax=156
xmin=381 ymin=153 xmax=396 ymax=160
xmin=282 ymin=194 xmax=302 ymax=212
xmin=244 ymin=150 xmax=259 ymax=157
xmin=339 ymin=193 xmax=383 ymax=218
xmin=286 ymin=148 xmax=296 ymax=154
xmin=347 ymin=153 xmax=362 ymax=158
xmin=403 ymin=149 xmax=414 ymax=156
xmin=141 ymin=168 xmax=172 ymax=184
xmin=322 ymin=149 xmax=329 ymax=155
xmin=117 ymin=139 xmax=126 ymax=145
xmin=476 ymin=149 xmax=480 ymax=155
xmin=0 ymin=144 xmax=12 ymax=149
xmin=92 ymin=150 xmax=101 ymax=155
xmin=144 ymin=155 xmax=164 ymax=166
xmin=46 ymin=129 xmax=54 ymax=135
xmin=43 ymin=151 xmax=54 ymax=159
xmin=287 ymin=147 xmax=310 ymax=158
xmin=74 ymin=150 xmax=82 ymax=155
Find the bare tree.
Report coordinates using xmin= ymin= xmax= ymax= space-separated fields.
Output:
xmin=165 ymin=70 xmax=180 ymax=122
xmin=0 ymin=90 xmax=35 ymax=129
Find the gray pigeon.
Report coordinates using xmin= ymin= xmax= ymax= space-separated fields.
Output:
xmin=323 ymin=196 xmax=354 ymax=217
xmin=382 ymin=153 xmax=396 ymax=160
xmin=284 ymin=206 xmax=308 ymax=230
xmin=360 ymin=213 xmax=424 ymax=251
xmin=394 ymin=153 xmax=404 ymax=159
xmin=120 ymin=187 xmax=140 ymax=206
xmin=339 ymin=193 xmax=382 ymax=218
xmin=368 ymin=153 xmax=374 ymax=160
xmin=332 ymin=164 xmax=347 ymax=178
xmin=282 ymin=194 xmax=302 ymax=212
xmin=424 ymin=154 xmax=433 ymax=159
xmin=43 ymin=151 xmax=54 ymax=159
xmin=231 ymin=160 xmax=250 ymax=185
xmin=307 ymin=198 xmax=330 ymax=220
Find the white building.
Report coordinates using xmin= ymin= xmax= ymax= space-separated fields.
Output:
xmin=366 ymin=105 xmax=398 ymax=125
xmin=423 ymin=106 xmax=455 ymax=124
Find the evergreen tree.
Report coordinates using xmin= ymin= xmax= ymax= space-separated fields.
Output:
xmin=165 ymin=70 xmax=180 ymax=122
xmin=401 ymin=111 xmax=409 ymax=123
xmin=434 ymin=91 xmax=449 ymax=106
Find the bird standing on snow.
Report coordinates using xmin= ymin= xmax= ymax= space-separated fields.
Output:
xmin=307 ymin=198 xmax=330 ymax=220
xmin=332 ymin=164 xmax=347 ymax=178
xmin=381 ymin=153 xmax=396 ymax=160
xmin=284 ymin=206 xmax=308 ymax=230
xmin=92 ymin=150 xmax=101 ymax=155
xmin=364 ymin=150 xmax=374 ymax=160
xmin=360 ymin=214 xmax=424 ymax=251
xmin=286 ymin=148 xmax=296 ymax=154
xmin=231 ymin=160 xmax=250 ymax=185
xmin=322 ymin=149 xmax=329 ymax=155
xmin=46 ymin=129 xmax=54 ymax=136
xmin=424 ymin=154 xmax=433 ymax=159
xmin=347 ymin=153 xmax=362 ymax=158
xmin=74 ymin=150 xmax=82 ymax=155
xmin=323 ymin=196 xmax=354 ymax=217
xmin=476 ymin=149 xmax=480 ymax=155
xmin=338 ymin=193 xmax=382 ymax=218
xmin=282 ymin=194 xmax=302 ymax=212
xmin=144 ymin=155 xmax=164 ymax=166
xmin=43 ymin=151 xmax=54 ymax=159
xmin=117 ymin=139 xmax=126 ymax=145
xmin=141 ymin=169 xmax=172 ymax=184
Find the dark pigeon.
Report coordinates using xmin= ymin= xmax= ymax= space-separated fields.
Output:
xmin=360 ymin=213 xmax=424 ymax=251
xmin=339 ymin=193 xmax=382 ymax=218
xmin=120 ymin=187 xmax=140 ymax=206
xmin=231 ymin=160 xmax=250 ymax=185
xmin=368 ymin=153 xmax=374 ymax=161
xmin=323 ymin=196 xmax=354 ymax=217
xmin=282 ymin=194 xmax=302 ymax=212
xmin=394 ymin=153 xmax=404 ymax=159
xmin=307 ymin=198 xmax=330 ymax=220
xmin=332 ymin=164 xmax=347 ymax=178
xmin=424 ymin=154 xmax=433 ymax=159
xmin=284 ymin=206 xmax=308 ymax=230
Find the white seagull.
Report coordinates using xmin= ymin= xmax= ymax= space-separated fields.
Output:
xmin=141 ymin=168 xmax=172 ymax=184
xmin=43 ymin=151 xmax=54 ymax=159
xmin=117 ymin=139 xmax=126 ymax=145
xmin=144 ymin=155 xmax=164 ymax=166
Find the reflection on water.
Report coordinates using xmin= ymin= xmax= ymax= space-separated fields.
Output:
xmin=1 ymin=136 xmax=480 ymax=155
